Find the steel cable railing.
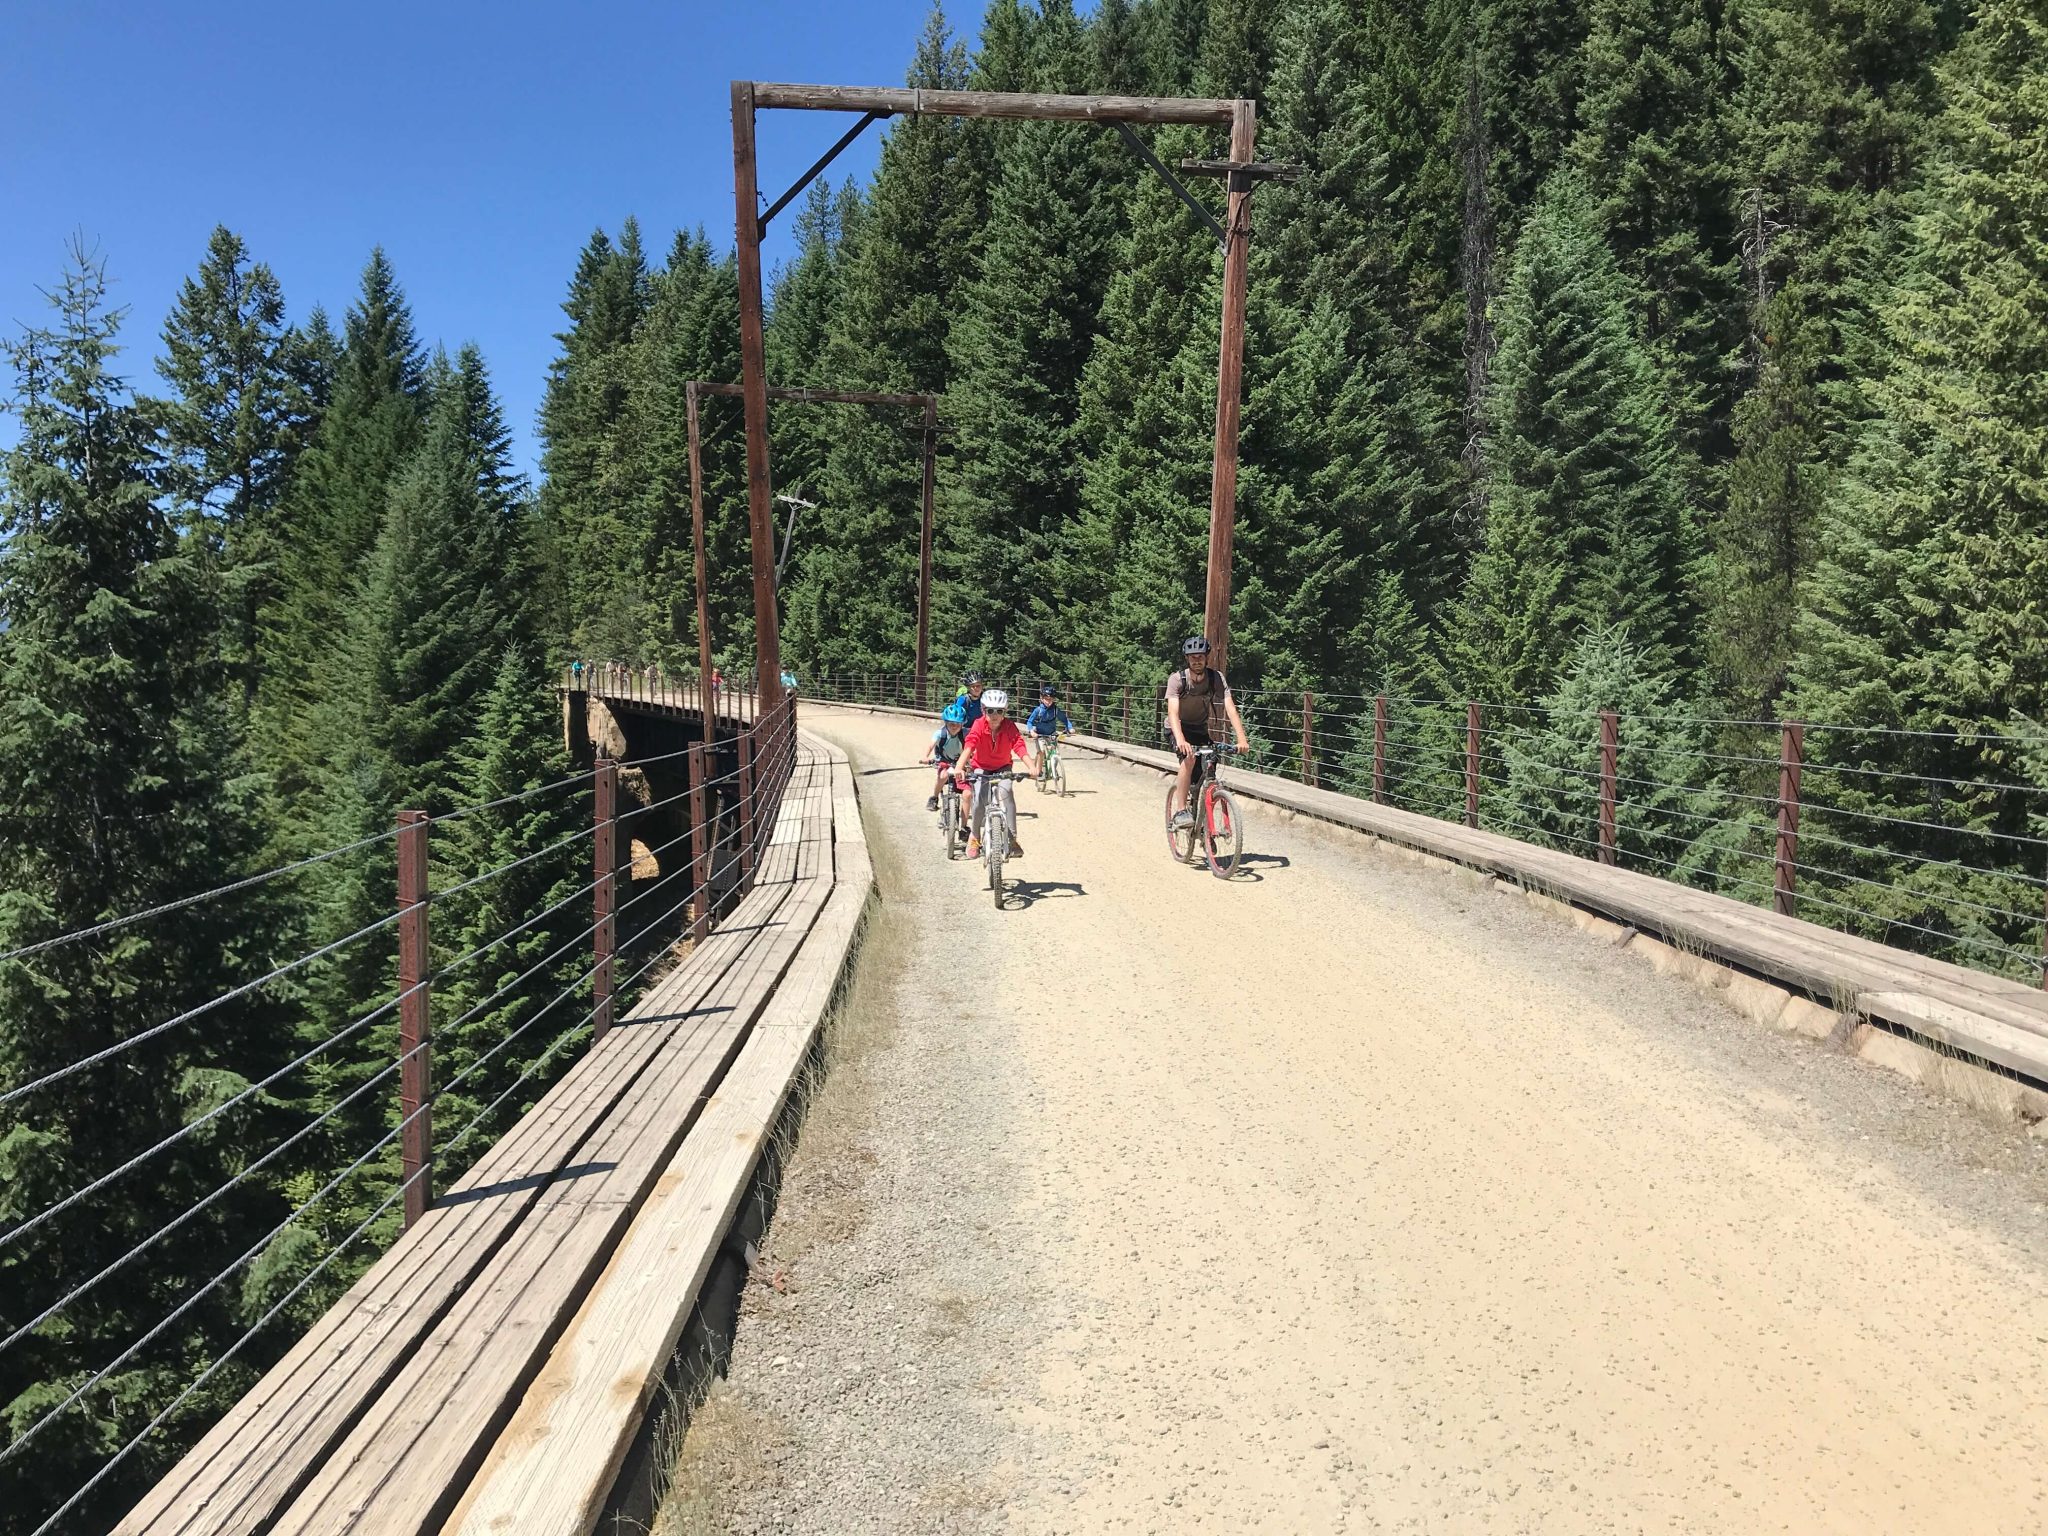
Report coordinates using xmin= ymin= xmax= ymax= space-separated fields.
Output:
xmin=4 ymin=695 xmax=807 ymax=1536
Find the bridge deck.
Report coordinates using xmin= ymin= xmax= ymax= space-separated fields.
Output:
xmin=826 ymin=700 xmax=2048 ymax=1089
xmin=119 ymin=733 xmax=870 ymax=1536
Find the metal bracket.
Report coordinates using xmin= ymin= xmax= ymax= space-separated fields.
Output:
xmin=1102 ymin=118 xmax=1226 ymax=251
xmin=758 ymin=110 xmax=889 ymax=237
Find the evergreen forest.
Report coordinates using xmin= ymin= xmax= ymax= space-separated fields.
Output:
xmin=4 ymin=0 xmax=2048 ymax=1527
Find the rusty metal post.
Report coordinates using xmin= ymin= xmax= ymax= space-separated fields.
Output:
xmin=1203 ymin=100 xmax=1257 ymax=675
xmin=1301 ymin=691 xmax=1316 ymax=787
xmin=1598 ymin=710 xmax=1619 ymax=866
xmin=397 ymin=810 xmax=432 ymax=1229
xmin=731 ymin=81 xmax=785 ymax=717
xmin=1092 ymin=681 xmax=1101 ymax=736
xmin=1122 ymin=684 xmax=1131 ymax=742
xmin=1775 ymin=721 xmax=1805 ymax=918
xmin=689 ymin=744 xmax=710 ymax=942
xmin=739 ymin=729 xmax=757 ymax=891
xmin=1465 ymin=702 xmax=1481 ymax=828
xmin=592 ymin=758 xmax=618 ymax=1042
xmin=1373 ymin=695 xmax=1388 ymax=804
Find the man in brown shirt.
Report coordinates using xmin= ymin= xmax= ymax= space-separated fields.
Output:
xmin=1165 ymin=635 xmax=1249 ymax=827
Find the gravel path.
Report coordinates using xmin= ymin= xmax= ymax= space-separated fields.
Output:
xmin=667 ymin=706 xmax=2048 ymax=1535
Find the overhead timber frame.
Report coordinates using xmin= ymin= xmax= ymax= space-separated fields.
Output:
xmin=731 ymin=81 xmax=1292 ymax=710
xmin=683 ymin=379 xmax=941 ymax=727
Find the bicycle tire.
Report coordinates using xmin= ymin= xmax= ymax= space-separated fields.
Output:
xmin=1163 ymin=781 xmax=1194 ymax=863
xmin=1055 ymin=757 xmax=1067 ymax=798
xmin=1203 ymin=783 xmax=1242 ymax=878
xmin=940 ymin=793 xmax=960 ymax=858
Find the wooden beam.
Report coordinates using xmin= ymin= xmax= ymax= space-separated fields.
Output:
xmin=731 ymin=81 xmax=785 ymax=714
xmin=691 ymin=381 xmax=932 ymax=408
xmin=1203 ymin=100 xmax=1255 ymax=673
xmin=750 ymin=83 xmax=1237 ymax=124
xmin=1175 ymin=157 xmax=1302 ymax=182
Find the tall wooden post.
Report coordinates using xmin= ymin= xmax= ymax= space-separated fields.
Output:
xmin=1122 ymin=684 xmax=1131 ymax=742
xmin=1203 ymin=99 xmax=1257 ymax=674
xmin=1301 ymin=692 xmax=1316 ymax=787
xmin=689 ymin=744 xmax=711 ymax=942
xmin=1598 ymin=710 xmax=1620 ymax=866
xmin=1775 ymin=721 xmax=1805 ymax=918
xmin=687 ymin=382 xmax=717 ymax=749
xmin=731 ymin=81 xmax=785 ymax=717
xmin=592 ymin=758 xmax=618 ymax=1041
xmin=396 ymin=810 xmax=432 ymax=1229
xmin=1464 ymin=702 xmax=1481 ymax=829
xmin=1373 ymin=694 xmax=1388 ymax=804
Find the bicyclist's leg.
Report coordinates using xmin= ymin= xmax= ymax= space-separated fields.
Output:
xmin=1001 ymin=779 xmax=1022 ymax=854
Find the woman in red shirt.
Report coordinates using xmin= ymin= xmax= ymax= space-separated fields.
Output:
xmin=955 ymin=688 xmax=1029 ymax=859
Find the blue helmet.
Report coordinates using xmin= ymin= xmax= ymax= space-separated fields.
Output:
xmin=1039 ymin=684 xmax=1057 ymax=699
xmin=941 ymin=701 xmax=967 ymax=725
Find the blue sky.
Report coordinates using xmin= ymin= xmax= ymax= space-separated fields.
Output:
xmin=1 ymin=0 xmax=988 ymax=478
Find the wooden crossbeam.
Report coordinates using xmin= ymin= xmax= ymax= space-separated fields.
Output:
xmin=751 ymin=83 xmax=1237 ymax=124
xmin=1176 ymin=157 xmax=1302 ymax=181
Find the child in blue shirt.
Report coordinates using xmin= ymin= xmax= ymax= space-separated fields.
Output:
xmin=923 ymin=701 xmax=969 ymax=811
xmin=1025 ymin=685 xmax=1073 ymax=781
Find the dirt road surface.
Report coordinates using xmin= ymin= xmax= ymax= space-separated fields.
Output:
xmin=671 ymin=705 xmax=2048 ymax=1535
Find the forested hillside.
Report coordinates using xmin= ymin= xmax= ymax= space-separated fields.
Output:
xmin=3 ymin=0 xmax=2045 ymax=1525
xmin=541 ymin=0 xmax=2047 ymax=977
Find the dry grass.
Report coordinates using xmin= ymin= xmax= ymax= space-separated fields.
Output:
xmin=652 ymin=1378 xmax=793 ymax=1536
xmin=647 ymin=754 xmax=911 ymax=1533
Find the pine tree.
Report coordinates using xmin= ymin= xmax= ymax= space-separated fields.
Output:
xmin=156 ymin=228 xmax=315 ymax=704
xmin=940 ymin=1 xmax=1121 ymax=674
xmin=1787 ymin=0 xmax=2048 ymax=978
xmin=0 ymin=246 xmax=288 ymax=1534
xmin=784 ymin=6 xmax=979 ymax=674
xmin=1569 ymin=0 xmax=1741 ymax=473
xmin=1443 ymin=171 xmax=1692 ymax=703
xmin=1069 ymin=119 xmax=1219 ymax=679
xmin=434 ymin=647 xmax=591 ymax=1178
xmin=257 ymin=250 xmax=426 ymax=826
xmin=538 ymin=223 xmax=651 ymax=655
xmin=1497 ymin=627 xmax=1726 ymax=874
xmin=1708 ymin=0 xmax=1946 ymax=720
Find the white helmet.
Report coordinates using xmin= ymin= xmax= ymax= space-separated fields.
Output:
xmin=981 ymin=687 xmax=1010 ymax=713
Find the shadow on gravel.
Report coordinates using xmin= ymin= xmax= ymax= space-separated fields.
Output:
xmin=1001 ymin=879 xmax=1087 ymax=910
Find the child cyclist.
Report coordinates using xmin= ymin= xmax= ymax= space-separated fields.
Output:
xmin=957 ymin=688 xmax=1029 ymax=860
xmin=922 ymin=701 xmax=969 ymax=811
xmin=1024 ymin=684 xmax=1073 ymax=781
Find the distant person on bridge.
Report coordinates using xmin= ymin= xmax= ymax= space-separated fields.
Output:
xmin=923 ymin=700 xmax=969 ymax=811
xmin=1166 ymin=636 xmax=1249 ymax=829
xmin=957 ymin=687 xmax=1027 ymax=860
xmin=955 ymin=673 xmax=987 ymax=729
xmin=1025 ymin=685 xmax=1072 ymax=777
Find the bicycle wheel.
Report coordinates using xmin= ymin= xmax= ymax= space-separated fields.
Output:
xmin=1163 ymin=781 xmax=1195 ymax=863
xmin=1054 ymin=754 xmax=1068 ymax=798
xmin=987 ymin=828 xmax=1005 ymax=906
xmin=940 ymin=793 xmax=959 ymax=858
xmin=1202 ymin=784 xmax=1242 ymax=879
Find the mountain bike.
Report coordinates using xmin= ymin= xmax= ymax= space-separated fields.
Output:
xmin=1163 ymin=743 xmax=1243 ymax=879
xmin=1033 ymin=734 xmax=1068 ymax=797
xmin=971 ymin=768 xmax=1018 ymax=908
xmin=937 ymin=773 xmax=966 ymax=859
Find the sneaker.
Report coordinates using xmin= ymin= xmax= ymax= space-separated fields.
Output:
xmin=926 ymin=795 xmax=939 ymax=812
xmin=966 ymin=837 xmax=981 ymax=860
xmin=1172 ymin=808 xmax=1195 ymax=829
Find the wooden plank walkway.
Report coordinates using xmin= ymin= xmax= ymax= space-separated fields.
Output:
xmin=119 ymin=734 xmax=870 ymax=1536
xmin=816 ymin=700 xmax=2048 ymax=1086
